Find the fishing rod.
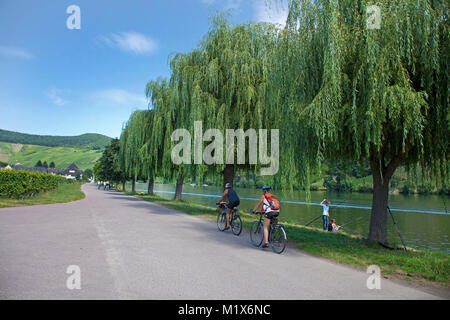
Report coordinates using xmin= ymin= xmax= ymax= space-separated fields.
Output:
xmin=387 ymin=205 xmax=407 ymax=251
xmin=340 ymin=216 xmax=365 ymax=228
xmin=305 ymin=215 xmax=322 ymax=226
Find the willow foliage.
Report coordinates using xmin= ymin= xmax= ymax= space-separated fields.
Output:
xmin=278 ymin=0 xmax=448 ymax=241
xmin=146 ymin=78 xmax=187 ymax=182
xmin=120 ymin=110 xmax=148 ymax=182
xmin=168 ymin=16 xmax=279 ymax=183
xmin=280 ymin=0 xmax=448 ymax=180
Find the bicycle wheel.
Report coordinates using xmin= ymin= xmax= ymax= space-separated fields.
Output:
xmin=250 ymin=221 xmax=263 ymax=247
xmin=231 ymin=214 xmax=242 ymax=236
xmin=270 ymin=225 xmax=287 ymax=254
xmin=217 ymin=212 xmax=226 ymax=231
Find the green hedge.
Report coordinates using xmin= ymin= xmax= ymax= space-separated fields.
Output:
xmin=0 ymin=170 xmax=71 ymax=198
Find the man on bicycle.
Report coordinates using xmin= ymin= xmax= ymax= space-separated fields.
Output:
xmin=251 ymin=186 xmax=280 ymax=248
xmin=216 ymin=183 xmax=240 ymax=230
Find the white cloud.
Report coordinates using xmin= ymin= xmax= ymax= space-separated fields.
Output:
xmin=97 ymin=32 xmax=157 ymax=55
xmin=93 ymin=89 xmax=147 ymax=107
xmin=47 ymin=88 xmax=69 ymax=106
xmin=0 ymin=45 xmax=34 ymax=59
xmin=253 ymin=0 xmax=289 ymax=28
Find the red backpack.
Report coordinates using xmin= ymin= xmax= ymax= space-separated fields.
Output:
xmin=264 ymin=193 xmax=280 ymax=210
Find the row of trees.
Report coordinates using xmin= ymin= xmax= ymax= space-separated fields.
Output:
xmin=98 ymin=1 xmax=448 ymax=244
xmin=35 ymin=160 xmax=56 ymax=168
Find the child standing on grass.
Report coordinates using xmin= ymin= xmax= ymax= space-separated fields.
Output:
xmin=320 ymin=199 xmax=331 ymax=231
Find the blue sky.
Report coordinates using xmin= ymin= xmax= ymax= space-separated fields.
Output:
xmin=0 ymin=0 xmax=288 ymax=138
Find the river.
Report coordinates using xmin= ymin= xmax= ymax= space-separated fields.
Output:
xmin=128 ymin=182 xmax=449 ymax=253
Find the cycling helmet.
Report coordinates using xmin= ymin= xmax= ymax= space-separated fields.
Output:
xmin=262 ymin=186 xmax=271 ymax=192
xmin=225 ymin=183 xmax=232 ymax=189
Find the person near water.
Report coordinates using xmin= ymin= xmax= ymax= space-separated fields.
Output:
xmin=328 ymin=218 xmax=342 ymax=232
xmin=216 ymin=183 xmax=240 ymax=230
xmin=320 ymin=199 xmax=331 ymax=231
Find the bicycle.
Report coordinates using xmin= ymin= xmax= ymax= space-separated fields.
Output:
xmin=250 ymin=210 xmax=287 ymax=254
xmin=217 ymin=202 xmax=242 ymax=236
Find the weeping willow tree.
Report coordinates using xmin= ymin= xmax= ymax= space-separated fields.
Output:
xmin=118 ymin=125 xmax=129 ymax=191
xmin=139 ymin=109 xmax=157 ymax=195
xmin=145 ymin=78 xmax=182 ymax=197
xmin=169 ymin=16 xmax=279 ymax=187
xmin=278 ymin=0 xmax=449 ymax=243
xmin=119 ymin=110 xmax=148 ymax=193
xmin=146 ymin=78 xmax=189 ymax=200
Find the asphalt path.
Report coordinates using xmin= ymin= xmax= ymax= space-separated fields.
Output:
xmin=0 ymin=184 xmax=445 ymax=299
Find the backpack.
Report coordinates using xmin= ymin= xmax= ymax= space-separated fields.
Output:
xmin=264 ymin=193 xmax=280 ymax=211
xmin=328 ymin=223 xmax=333 ymax=232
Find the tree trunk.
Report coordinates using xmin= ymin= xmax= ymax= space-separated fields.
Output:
xmin=368 ymin=152 xmax=403 ymax=244
xmin=132 ymin=177 xmax=136 ymax=193
xmin=368 ymin=178 xmax=390 ymax=244
xmin=148 ymin=176 xmax=154 ymax=195
xmin=122 ymin=179 xmax=126 ymax=192
xmin=174 ymin=175 xmax=184 ymax=200
xmin=223 ymin=164 xmax=235 ymax=188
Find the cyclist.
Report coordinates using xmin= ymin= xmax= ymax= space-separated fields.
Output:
xmin=251 ymin=186 xmax=280 ymax=248
xmin=216 ymin=183 xmax=240 ymax=230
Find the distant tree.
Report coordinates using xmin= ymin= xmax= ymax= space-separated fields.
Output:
xmin=93 ymin=162 xmax=101 ymax=181
xmin=42 ymin=161 xmax=48 ymax=168
xmin=35 ymin=160 xmax=43 ymax=167
xmin=49 ymin=161 xmax=56 ymax=168
xmin=95 ymin=138 xmax=127 ymax=189
xmin=83 ymin=168 xmax=93 ymax=179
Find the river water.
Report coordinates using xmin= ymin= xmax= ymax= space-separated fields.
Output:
xmin=129 ymin=182 xmax=449 ymax=253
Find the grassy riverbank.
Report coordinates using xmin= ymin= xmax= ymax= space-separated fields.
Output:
xmin=0 ymin=182 xmax=85 ymax=208
xmin=125 ymin=191 xmax=449 ymax=286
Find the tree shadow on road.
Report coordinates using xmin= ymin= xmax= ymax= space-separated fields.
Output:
xmin=106 ymin=192 xmax=298 ymax=256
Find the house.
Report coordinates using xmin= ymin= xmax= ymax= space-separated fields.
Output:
xmin=13 ymin=162 xmax=83 ymax=180
xmin=61 ymin=163 xmax=83 ymax=179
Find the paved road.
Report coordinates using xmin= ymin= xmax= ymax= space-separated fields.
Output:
xmin=0 ymin=184 xmax=445 ymax=299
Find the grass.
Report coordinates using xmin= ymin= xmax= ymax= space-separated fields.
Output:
xmin=125 ymin=191 xmax=449 ymax=286
xmin=0 ymin=141 xmax=103 ymax=170
xmin=0 ymin=182 xmax=85 ymax=208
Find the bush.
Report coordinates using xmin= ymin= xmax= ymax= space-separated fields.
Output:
xmin=355 ymin=183 xmax=373 ymax=193
xmin=324 ymin=175 xmax=353 ymax=192
xmin=417 ymin=183 xmax=434 ymax=194
xmin=0 ymin=170 xmax=70 ymax=198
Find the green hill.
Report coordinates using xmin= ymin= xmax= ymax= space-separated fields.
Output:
xmin=0 ymin=142 xmax=102 ymax=170
xmin=0 ymin=129 xmax=112 ymax=149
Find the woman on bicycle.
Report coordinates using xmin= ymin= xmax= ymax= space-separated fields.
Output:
xmin=216 ymin=183 xmax=240 ymax=230
xmin=251 ymin=186 xmax=280 ymax=248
